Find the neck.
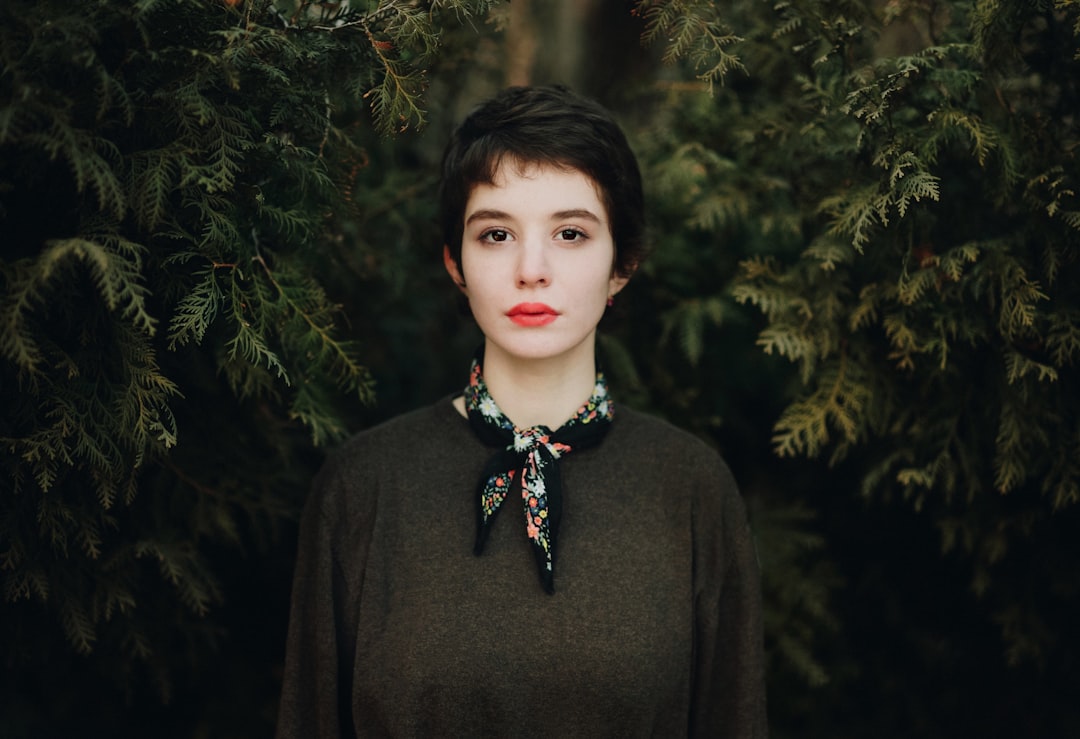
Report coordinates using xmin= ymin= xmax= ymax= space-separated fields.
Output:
xmin=481 ymin=340 xmax=599 ymax=429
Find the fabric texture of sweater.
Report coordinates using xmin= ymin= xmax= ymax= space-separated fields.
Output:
xmin=276 ymin=397 xmax=767 ymax=738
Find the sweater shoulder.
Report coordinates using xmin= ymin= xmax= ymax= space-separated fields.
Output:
xmin=331 ymin=397 xmax=463 ymax=464
xmin=306 ymin=397 xmax=464 ymax=516
xmin=612 ymin=405 xmax=741 ymax=502
xmin=616 ymin=405 xmax=731 ymax=464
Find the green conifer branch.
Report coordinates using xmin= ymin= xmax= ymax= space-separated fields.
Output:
xmin=1 ymin=0 xmax=503 ymax=709
xmin=224 ymin=267 xmax=291 ymax=384
xmin=252 ymin=254 xmax=374 ymax=399
xmin=134 ymin=540 xmax=219 ymax=618
xmin=819 ymin=183 xmax=890 ymax=251
xmin=802 ymin=236 xmax=856 ymax=272
xmin=757 ymin=503 xmax=839 ymax=688
xmin=168 ymin=267 xmax=225 ymax=349
xmin=772 ymin=351 xmax=869 ymax=458
xmin=130 ymin=148 xmax=180 ymax=231
xmin=658 ymin=298 xmax=725 ymax=366
xmin=24 ymin=123 xmax=126 ymax=222
xmin=927 ymin=108 xmax=998 ymax=166
xmin=637 ymin=0 xmax=745 ymax=91
xmin=60 ymin=598 xmax=97 ymax=656
xmin=1 ymin=236 xmax=156 ymax=375
xmin=993 ymin=392 xmax=1030 ymax=493
xmin=996 ymin=261 xmax=1049 ymax=340
xmin=114 ymin=324 xmax=182 ymax=453
xmin=1046 ymin=312 xmax=1080 ymax=366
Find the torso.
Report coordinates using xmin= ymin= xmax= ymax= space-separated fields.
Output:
xmin=323 ymin=398 xmax=734 ymax=737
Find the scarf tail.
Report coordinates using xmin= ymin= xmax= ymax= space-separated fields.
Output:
xmin=474 ymin=452 xmax=523 ymax=556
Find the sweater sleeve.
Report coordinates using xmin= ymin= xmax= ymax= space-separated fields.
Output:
xmin=689 ymin=458 xmax=768 ymax=738
xmin=276 ymin=449 xmax=370 ymax=739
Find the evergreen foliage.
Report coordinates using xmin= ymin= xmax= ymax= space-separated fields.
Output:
xmin=0 ymin=0 xmax=495 ymax=731
xmin=4 ymin=0 xmax=1078 ymax=735
xmin=626 ymin=0 xmax=1079 ymax=733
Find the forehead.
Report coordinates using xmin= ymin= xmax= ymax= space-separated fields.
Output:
xmin=465 ymin=158 xmax=607 ymax=217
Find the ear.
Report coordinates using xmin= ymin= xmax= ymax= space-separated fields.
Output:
xmin=608 ymin=268 xmax=632 ymax=298
xmin=443 ymin=245 xmax=467 ymax=292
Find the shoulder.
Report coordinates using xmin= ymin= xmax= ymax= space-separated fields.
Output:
xmin=306 ymin=397 xmax=468 ymax=516
xmin=605 ymin=405 xmax=751 ymax=553
xmin=612 ymin=405 xmax=737 ymax=488
xmin=331 ymin=396 xmax=468 ymax=465
xmin=595 ymin=405 xmax=743 ymax=524
xmin=614 ymin=405 xmax=715 ymax=452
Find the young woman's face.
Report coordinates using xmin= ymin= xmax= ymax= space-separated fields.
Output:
xmin=446 ymin=160 xmax=628 ymax=367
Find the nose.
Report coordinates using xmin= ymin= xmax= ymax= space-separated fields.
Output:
xmin=515 ymin=235 xmax=550 ymax=288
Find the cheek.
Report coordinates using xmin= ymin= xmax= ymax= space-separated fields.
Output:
xmin=459 ymin=261 xmax=498 ymax=309
xmin=587 ymin=258 xmax=619 ymax=295
xmin=458 ymin=251 xmax=480 ymax=292
xmin=575 ymin=274 xmax=614 ymax=318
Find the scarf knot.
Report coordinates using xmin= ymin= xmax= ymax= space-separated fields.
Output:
xmin=464 ymin=354 xmax=614 ymax=594
xmin=512 ymin=427 xmax=569 ymax=457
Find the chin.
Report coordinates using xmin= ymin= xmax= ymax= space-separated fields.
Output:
xmin=484 ymin=333 xmax=595 ymax=364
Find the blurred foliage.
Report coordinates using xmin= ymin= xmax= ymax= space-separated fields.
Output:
xmin=0 ymin=0 xmax=495 ymax=735
xmin=622 ymin=0 xmax=1080 ymax=735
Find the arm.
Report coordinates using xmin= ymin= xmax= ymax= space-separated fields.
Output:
xmin=276 ymin=452 xmax=367 ymax=739
xmin=689 ymin=460 xmax=768 ymax=738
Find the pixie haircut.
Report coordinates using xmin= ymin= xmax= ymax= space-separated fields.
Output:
xmin=439 ymin=85 xmax=645 ymax=278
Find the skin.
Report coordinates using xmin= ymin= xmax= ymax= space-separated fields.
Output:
xmin=444 ymin=159 xmax=630 ymax=429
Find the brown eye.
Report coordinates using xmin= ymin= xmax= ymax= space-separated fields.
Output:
xmin=558 ymin=228 xmax=585 ymax=241
xmin=482 ymin=229 xmax=510 ymax=243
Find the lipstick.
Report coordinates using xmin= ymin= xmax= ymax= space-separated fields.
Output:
xmin=507 ymin=303 xmax=558 ymax=327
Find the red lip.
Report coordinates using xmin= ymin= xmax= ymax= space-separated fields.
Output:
xmin=507 ymin=303 xmax=558 ymax=327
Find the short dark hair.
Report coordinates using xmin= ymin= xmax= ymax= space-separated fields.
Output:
xmin=438 ymin=85 xmax=645 ymax=278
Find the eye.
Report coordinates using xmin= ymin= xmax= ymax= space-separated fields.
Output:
xmin=479 ymin=229 xmax=511 ymax=243
xmin=556 ymin=228 xmax=587 ymax=242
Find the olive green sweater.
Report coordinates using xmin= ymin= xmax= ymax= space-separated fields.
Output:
xmin=276 ymin=398 xmax=767 ymax=738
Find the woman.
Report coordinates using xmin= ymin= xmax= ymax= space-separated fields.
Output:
xmin=276 ymin=85 xmax=767 ymax=738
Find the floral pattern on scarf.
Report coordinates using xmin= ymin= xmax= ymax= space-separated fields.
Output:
xmin=464 ymin=356 xmax=614 ymax=593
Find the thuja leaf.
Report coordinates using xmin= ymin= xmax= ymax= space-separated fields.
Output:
xmin=168 ymin=267 xmax=224 ymax=349
xmin=0 ymin=235 xmax=156 ymax=374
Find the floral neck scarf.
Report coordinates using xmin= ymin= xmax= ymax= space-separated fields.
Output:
xmin=463 ymin=353 xmax=614 ymax=594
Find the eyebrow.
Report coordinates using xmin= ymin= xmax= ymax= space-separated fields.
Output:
xmin=464 ymin=208 xmax=605 ymax=226
xmin=553 ymin=209 xmax=604 ymax=224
